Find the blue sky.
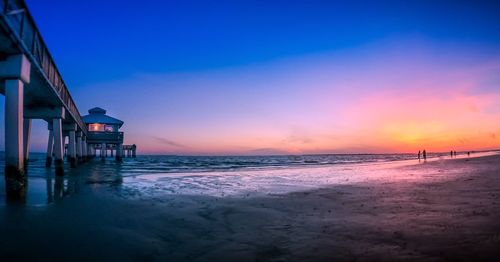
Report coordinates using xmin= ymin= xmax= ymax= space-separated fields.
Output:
xmin=1 ymin=0 xmax=500 ymax=154
xmin=24 ymin=0 xmax=500 ymax=84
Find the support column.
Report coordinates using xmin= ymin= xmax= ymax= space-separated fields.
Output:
xmin=63 ymin=135 xmax=67 ymax=158
xmin=46 ymin=130 xmax=54 ymax=167
xmin=53 ymin=118 xmax=64 ymax=176
xmin=2 ymin=54 xmax=31 ymax=201
xmin=101 ymin=142 xmax=106 ymax=160
xmin=5 ymin=79 xmax=24 ymax=173
xmin=82 ymin=136 xmax=87 ymax=161
xmin=4 ymin=80 xmax=26 ymax=200
xmin=132 ymin=144 xmax=136 ymax=158
xmin=23 ymin=118 xmax=31 ymax=165
xmin=116 ymin=143 xmax=123 ymax=161
xmin=69 ymin=130 xmax=77 ymax=167
xmin=76 ymin=131 xmax=82 ymax=163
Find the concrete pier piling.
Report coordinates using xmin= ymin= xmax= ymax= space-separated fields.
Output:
xmin=23 ymin=119 xmax=32 ymax=166
xmin=116 ymin=143 xmax=123 ymax=161
xmin=76 ymin=131 xmax=83 ymax=163
xmin=82 ymin=136 xmax=88 ymax=161
xmin=68 ymin=129 xmax=77 ymax=168
xmin=46 ymin=130 xmax=54 ymax=167
xmin=53 ymin=119 xmax=65 ymax=176
xmin=101 ymin=142 xmax=106 ymax=160
xmin=1 ymin=54 xmax=31 ymax=200
xmin=4 ymin=79 xmax=25 ymax=176
xmin=4 ymin=79 xmax=27 ymax=199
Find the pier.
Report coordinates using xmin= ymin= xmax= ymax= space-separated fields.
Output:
xmin=0 ymin=1 xmax=133 ymax=198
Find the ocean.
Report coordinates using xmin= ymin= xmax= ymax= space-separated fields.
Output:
xmin=0 ymin=151 xmax=465 ymax=174
xmin=19 ymin=152 xmax=458 ymax=173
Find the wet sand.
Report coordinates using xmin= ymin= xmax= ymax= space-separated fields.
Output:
xmin=1 ymin=154 xmax=500 ymax=261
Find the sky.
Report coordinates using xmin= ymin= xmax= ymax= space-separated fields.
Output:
xmin=1 ymin=0 xmax=500 ymax=155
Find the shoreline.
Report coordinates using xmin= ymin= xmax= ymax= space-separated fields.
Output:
xmin=107 ymin=150 xmax=500 ymax=178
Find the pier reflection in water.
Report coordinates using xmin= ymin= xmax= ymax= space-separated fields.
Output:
xmin=1 ymin=153 xmax=123 ymax=206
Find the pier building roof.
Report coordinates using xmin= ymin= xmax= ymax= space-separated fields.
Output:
xmin=82 ymin=107 xmax=124 ymax=127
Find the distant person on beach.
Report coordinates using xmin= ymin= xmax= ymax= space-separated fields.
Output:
xmin=450 ymin=150 xmax=453 ymax=158
xmin=454 ymin=151 xmax=457 ymax=157
xmin=468 ymin=152 xmax=470 ymax=157
xmin=423 ymin=150 xmax=427 ymax=161
xmin=418 ymin=150 xmax=421 ymax=161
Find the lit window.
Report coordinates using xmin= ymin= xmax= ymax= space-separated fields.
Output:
xmin=89 ymin=123 xmax=103 ymax=131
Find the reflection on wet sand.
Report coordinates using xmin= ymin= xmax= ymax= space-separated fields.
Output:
xmin=4 ymin=173 xmax=27 ymax=204
xmin=53 ymin=176 xmax=64 ymax=202
xmin=2 ymin=154 xmax=124 ymax=206
xmin=52 ymin=174 xmax=82 ymax=202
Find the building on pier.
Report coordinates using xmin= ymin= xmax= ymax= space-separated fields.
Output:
xmin=82 ymin=107 xmax=136 ymax=160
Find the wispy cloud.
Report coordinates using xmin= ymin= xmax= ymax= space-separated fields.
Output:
xmin=151 ymin=136 xmax=188 ymax=149
xmin=246 ymin=148 xmax=290 ymax=155
xmin=282 ymin=134 xmax=313 ymax=145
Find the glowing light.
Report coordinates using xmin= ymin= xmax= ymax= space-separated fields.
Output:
xmin=89 ymin=123 xmax=103 ymax=132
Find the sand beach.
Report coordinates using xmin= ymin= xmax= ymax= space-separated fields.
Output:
xmin=1 ymin=153 xmax=500 ymax=261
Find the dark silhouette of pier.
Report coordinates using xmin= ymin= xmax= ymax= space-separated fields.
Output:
xmin=0 ymin=0 xmax=133 ymax=200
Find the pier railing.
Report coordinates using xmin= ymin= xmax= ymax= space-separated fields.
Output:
xmin=87 ymin=131 xmax=124 ymax=144
xmin=0 ymin=0 xmax=87 ymax=134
